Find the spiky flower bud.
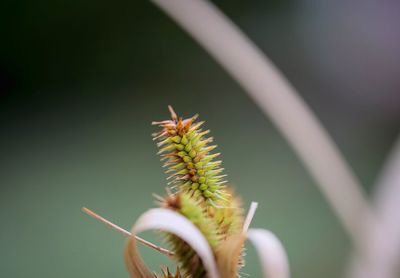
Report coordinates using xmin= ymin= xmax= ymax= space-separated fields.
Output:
xmin=153 ymin=106 xmax=228 ymax=206
xmin=152 ymin=107 xmax=246 ymax=278
xmin=85 ymin=106 xmax=290 ymax=278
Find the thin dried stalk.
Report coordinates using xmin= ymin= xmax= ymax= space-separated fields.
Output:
xmin=82 ymin=207 xmax=173 ymax=257
xmin=151 ymin=0 xmax=374 ymax=249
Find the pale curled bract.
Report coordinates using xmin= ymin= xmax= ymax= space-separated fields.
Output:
xmin=124 ymin=208 xmax=290 ymax=278
xmin=247 ymin=229 xmax=290 ymax=278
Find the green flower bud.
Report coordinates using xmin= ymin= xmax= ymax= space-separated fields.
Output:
xmin=203 ymin=190 xmax=213 ymax=198
xmin=183 ymin=156 xmax=192 ymax=163
xmin=199 ymin=183 xmax=208 ymax=191
xmin=189 ymin=150 xmax=197 ymax=158
xmin=184 ymin=142 xmax=192 ymax=152
xmin=172 ymin=162 xmax=186 ymax=170
xmin=181 ymin=135 xmax=188 ymax=145
xmin=171 ymin=136 xmax=181 ymax=143
xmin=175 ymin=144 xmax=185 ymax=151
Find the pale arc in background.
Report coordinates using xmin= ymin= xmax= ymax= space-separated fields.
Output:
xmin=347 ymin=136 xmax=400 ymax=278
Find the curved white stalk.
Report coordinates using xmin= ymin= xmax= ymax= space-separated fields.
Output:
xmin=348 ymin=136 xmax=400 ymax=278
xmin=126 ymin=208 xmax=219 ymax=278
xmin=151 ymin=0 xmax=374 ymax=249
xmin=247 ymin=229 xmax=290 ymax=278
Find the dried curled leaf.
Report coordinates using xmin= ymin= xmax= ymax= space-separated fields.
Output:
xmin=215 ymin=234 xmax=246 ymax=278
xmin=124 ymin=208 xmax=219 ymax=278
xmin=247 ymin=229 xmax=289 ymax=278
xmin=215 ymin=229 xmax=289 ymax=278
xmin=125 ymin=236 xmax=155 ymax=278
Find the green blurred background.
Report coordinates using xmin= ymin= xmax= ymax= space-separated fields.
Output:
xmin=1 ymin=1 xmax=399 ymax=277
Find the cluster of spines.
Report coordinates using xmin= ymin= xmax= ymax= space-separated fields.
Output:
xmin=164 ymin=235 xmax=205 ymax=278
xmin=153 ymin=106 xmax=228 ymax=205
xmin=209 ymin=192 xmax=246 ymax=277
xmin=155 ymin=267 xmax=183 ymax=278
xmin=208 ymin=191 xmax=244 ymax=241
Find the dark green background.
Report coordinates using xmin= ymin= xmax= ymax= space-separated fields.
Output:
xmin=1 ymin=1 xmax=399 ymax=277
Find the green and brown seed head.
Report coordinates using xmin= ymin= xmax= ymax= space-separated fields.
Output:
xmin=153 ymin=107 xmax=246 ymax=278
xmin=153 ymin=106 xmax=228 ymax=205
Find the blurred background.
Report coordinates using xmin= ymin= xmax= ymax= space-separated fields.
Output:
xmin=1 ymin=0 xmax=399 ymax=277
